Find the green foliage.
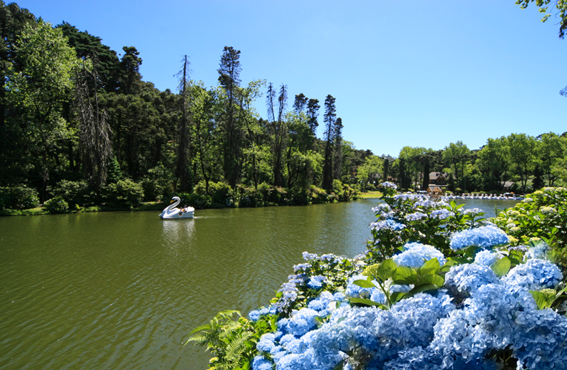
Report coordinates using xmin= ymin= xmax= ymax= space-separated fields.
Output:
xmin=195 ymin=181 xmax=234 ymax=207
xmin=0 ymin=185 xmax=40 ymax=210
xmin=516 ymin=0 xmax=567 ymax=37
xmin=176 ymin=192 xmax=212 ymax=209
xmin=48 ymin=180 xmax=94 ymax=207
xmin=529 ymin=285 xmax=567 ymax=313
xmin=140 ymin=164 xmax=173 ymax=202
xmin=352 ymin=258 xmax=447 ymax=310
xmin=356 ymin=155 xmax=383 ymax=192
xmin=44 ymin=196 xmax=69 ymax=213
xmin=101 ymin=179 xmax=144 ymax=208
xmin=106 ymin=157 xmax=123 ymax=184
xmin=186 ymin=310 xmax=275 ymax=370
xmin=494 ymin=187 xmax=567 ymax=276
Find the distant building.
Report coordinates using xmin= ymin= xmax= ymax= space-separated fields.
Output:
xmin=427 ymin=185 xmax=444 ymax=195
xmin=429 ymin=172 xmax=448 ymax=185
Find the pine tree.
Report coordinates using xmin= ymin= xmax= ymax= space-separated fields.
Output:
xmin=218 ymin=46 xmax=242 ymax=188
xmin=322 ymin=95 xmax=336 ymax=191
xmin=333 ymin=117 xmax=343 ymax=181
xmin=293 ymin=93 xmax=308 ymax=113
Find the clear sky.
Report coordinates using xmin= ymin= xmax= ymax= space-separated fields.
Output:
xmin=13 ymin=0 xmax=567 ymax=157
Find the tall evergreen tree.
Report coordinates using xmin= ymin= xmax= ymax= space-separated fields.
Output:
xmin=218 ymin=46 xmax=242 ymax=188
xmin=322 ymin=94 xmax=336 ymax=191
xmin=306 ymin=98 xmax=320 ymax=137
xmin=119 ymin=46 xmax=142 ymax=95
xmin=0 ymin=1 xmax=36 ymax=185
xmin=333 ymin=117 xmax=343 ymax=181
xmin=293 ymin=93 xmax=308 ymax=113
xmin=57 ymin=22 xmax=120 ymax=93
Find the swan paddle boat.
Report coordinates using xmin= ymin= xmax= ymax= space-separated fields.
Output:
xmin=159 ymin=196 xmax=194 ymax=219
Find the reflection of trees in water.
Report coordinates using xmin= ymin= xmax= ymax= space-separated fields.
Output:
xmin=161 ymin=219 xmax=195 ymax=249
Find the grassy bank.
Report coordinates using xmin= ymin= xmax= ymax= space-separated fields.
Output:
xmin=357 ymin=191 xmax=383 ymax=199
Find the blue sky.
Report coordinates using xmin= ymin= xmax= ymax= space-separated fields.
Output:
xmin=15 ymin=0 xmax=567 ymax=157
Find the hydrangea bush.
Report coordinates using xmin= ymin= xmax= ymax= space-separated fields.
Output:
xmin=189 ymin=185 xmax=567 ymax=370
xmin=494 ymin=187 xmax=567 ymax=279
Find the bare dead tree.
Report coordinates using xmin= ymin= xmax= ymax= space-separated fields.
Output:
xmin=76 ymin=54 xmax=112 ymax=191
xmin=176 ymin=55 xmax=193 ymax=192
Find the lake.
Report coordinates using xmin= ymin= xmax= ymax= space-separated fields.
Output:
xmin=0 ymin=198 xmax=518 ymax=369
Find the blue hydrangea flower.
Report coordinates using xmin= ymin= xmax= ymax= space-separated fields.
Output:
xmin=372 ymin=203 xmax=392 ymax=213
xmin=444 ymin=263 xmax=500 ymax=294
xmin=503 ymin=258 xmax=562 ymax=290
xmin=252 ymin=355 xmax=273 ymax=370
xmin=381 ymin=181 xmax=397 ymax=189
xmin=474 ymin=250 xmax=503 ymax=267
xmin=405 ymin=212 xmax=428 ymax=221
xmin=449 ymin=225 xmax=509 ymax=250
xmin=307 ymin=275 xmax=326 ymax=289
xmin=370 ymin=219 xmax=406 ymax=231
xmin=430 ymin=209 xmax=454 ymax=220
xmin=248 ymin=310 xmax=261 ymax=321
xmin=393 ymin=242 xmax=446 ymax=268
xmin=524 ymin=242 xmax=550 ymax=261
xmin=302 ymin=251 xmax=318 ymax=261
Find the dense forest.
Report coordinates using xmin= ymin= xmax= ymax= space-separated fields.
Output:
xmin=1 ymin=1 xmax=566 ymax=211
xmin=0 ymin=1 xmax=373 ymax=210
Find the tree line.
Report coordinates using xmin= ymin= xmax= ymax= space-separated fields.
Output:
xmin=388 ymin=132 xmax=567 ymax=194
xmin=0 ymin=1 xmax=375 ymax=209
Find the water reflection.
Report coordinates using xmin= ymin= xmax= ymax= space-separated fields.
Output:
xmin=161 ymin=219 xmax=195 ymax=241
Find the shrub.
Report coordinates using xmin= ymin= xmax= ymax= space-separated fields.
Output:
xmin=176 ymin=192 xmax=212 ymax=209
xmin=236 ymin=186 xmax=261 ymax=207
xmin=140 ymin=164 xmax=173 ymax=202
xmin=0 ymin=185 xmax=40 ymax=210
xmin=101 ymin=179 xmax=144 ymax=208
xmin=195 ymin=181 xmax=234 ymax=207
xmin=307 ymin=185 xmax=328 ymax=204
xmin=48 ymin=180 xmax=93 ymax=207
xmin=494 ymin=187 xmax=567 ymax=278
xmin=256 ymin=183 xmax=287 ymax=205
xmin=44 ymin=196 xmax=69 ymax=213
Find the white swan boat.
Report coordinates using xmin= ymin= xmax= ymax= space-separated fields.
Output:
xmin=159 ymin=196 xmax=195 ymax=219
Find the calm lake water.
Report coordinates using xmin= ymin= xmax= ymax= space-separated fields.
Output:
xmin=0 ymin=198 xmax=517 ymax=370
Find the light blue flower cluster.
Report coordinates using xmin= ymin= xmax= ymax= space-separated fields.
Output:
xmin=503 ymin=258 xmax=562 ymax=291
xmin=393 ymin=242 xmax=447 ymax=268
xmin=449 ymin=225 xmax=509 ymax=250
xmin=404 ymin=212 xmax=427 ymax=221
xmin=523 ymin=242 xmax=550 ymax=261
xmin=307 ymin=275 xmax=326 ymax=289
xmin=249 ymin=305 xmax=278 ymax=321
xmin=370 ymin=219 xmax=406 ymax=232
xmin=430 ymin=209 xmax=454 ymax=220
xmin=381 ymin=181 xmax=398 ymax=190
xmin=372 ymin=203 xmax=392 ymax=213
xmin=445 ymin=263 xmax=500 ymax=294
xmin=473 ymin=249 xmax=503 ymax=267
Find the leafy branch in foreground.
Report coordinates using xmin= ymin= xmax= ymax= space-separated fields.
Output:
xmin=186 ymin=309 xmax=276 ymax=370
